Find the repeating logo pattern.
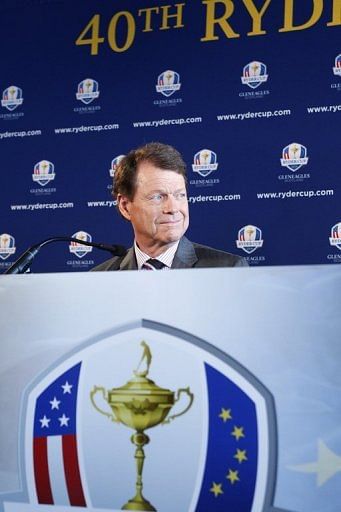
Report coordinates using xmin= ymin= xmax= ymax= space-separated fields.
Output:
xmin=76 ymin=79 xmax=100 ymax=104
xmin=0 ymin=233 xmax=16 ymax=260
xmin=192 ymin=149 xmax=218 ymax=177
xmin=32 ymin=160 xmax=55 ymax=186
xmin=280 ymin=143 xmax=309 ymax=172
xmin=69 ymin=231 xmax=93 ymax=258
xmin=329 ymin=222 xmax=341 ymax=251
xmin=236 ymin=225 xmax=264 ymax=254
xmin=156 ymin=70 xmax=181 ymax=97
xmin=0 ymin=11 xmax=338 ymax=273
xmin=241 ymin=61 xmax=268 ymax=89
xmin=1 ymin=85 xmax=24 ymax=111
xmin=109 ymin=154 xmax=125 ymax=178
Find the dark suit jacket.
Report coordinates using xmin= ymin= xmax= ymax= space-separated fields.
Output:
xmin=92 ymin=236 xmax=248 ymax=271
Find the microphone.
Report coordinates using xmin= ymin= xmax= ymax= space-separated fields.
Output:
xmin=4 ymin=236 xmax=126 ymax=275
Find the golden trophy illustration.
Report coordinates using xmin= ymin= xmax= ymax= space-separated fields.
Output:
xmin=90 ymin=341 xmax=194 ymax=511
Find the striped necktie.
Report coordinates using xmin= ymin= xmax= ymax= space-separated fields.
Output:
xmin=142 ymin=258 xmax=166 ymax=270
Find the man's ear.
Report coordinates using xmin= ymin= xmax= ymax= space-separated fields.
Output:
xmin=117 ymin=194 xmax=132 ymax=221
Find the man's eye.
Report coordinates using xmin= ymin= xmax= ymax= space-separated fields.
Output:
xmin=150 ymin=194 xmax=163 ymax=201
xmin=175 ymin=192 xmax=187 ymax=200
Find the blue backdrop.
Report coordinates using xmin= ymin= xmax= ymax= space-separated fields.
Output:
xmin=0 ymin=0 xmax=340 ymax=272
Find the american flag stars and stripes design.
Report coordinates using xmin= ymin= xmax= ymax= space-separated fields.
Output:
xmin=32 ymin=362 xmax=86 ymax=507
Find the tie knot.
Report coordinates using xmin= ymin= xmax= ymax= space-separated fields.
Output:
xmin=142 ymin=258 xmax=166 ymax=270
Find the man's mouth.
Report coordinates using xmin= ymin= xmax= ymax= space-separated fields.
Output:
xmin=159 ymin=219 xmax=181 ymax=225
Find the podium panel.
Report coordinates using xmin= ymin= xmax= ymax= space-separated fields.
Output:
xmin=0 ymin=266 xmax=340 ymax=512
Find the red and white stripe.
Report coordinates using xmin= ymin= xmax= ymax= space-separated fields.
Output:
xmin=33 ymin=434 xmax=86 ymax=506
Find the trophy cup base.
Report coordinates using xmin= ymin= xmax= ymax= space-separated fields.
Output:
xmin=122 ymin=497 xmax=156 ymax=511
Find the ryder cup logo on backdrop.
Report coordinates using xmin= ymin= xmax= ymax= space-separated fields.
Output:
xmin=0 ymin=233 xmax=16 ymax=260
xmin=280 ymin=143 xmax=308 ymax=172
xmin=333 ymin=54 xmax=341 ymax=76
xmin=1 ymin=85 xmax=23 ymax=111
xmin=241 ymin=61 xmax=268 ymax=89
xmin=156 ymin=70 xmax=181 ymax=97
xmin=1 ymin=320 xmax=280 ymax=512
xmin=109 ymin=154 xmax=125 ymax=178
xmin=192 ymin=149 xmax=218 ymax=177
xmin=32 ymin=160 xmax=55 ymax=186
xmin=69 ymin=231 xmax=93 ymax=258
xmin=76 ymin=79 xmax=100 ymax=104
xmin=329 ymin=222 xmax=341 ymax=251
xmin=236 ymin=225 xmax=264 ymax=254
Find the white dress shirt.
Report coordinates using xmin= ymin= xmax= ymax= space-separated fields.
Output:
xmin=134 ymin=240 xmax=180 ymax=270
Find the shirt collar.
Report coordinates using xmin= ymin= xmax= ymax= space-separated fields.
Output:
xmin=134 ymin=240 xmax=180 ymax=270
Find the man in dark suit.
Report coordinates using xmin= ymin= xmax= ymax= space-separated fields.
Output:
xmin=93 ymin=142 xmax=247 ymax=271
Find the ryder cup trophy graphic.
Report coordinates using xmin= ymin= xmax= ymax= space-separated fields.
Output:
xmin=90 ymin=341 xmax=194 ymax=511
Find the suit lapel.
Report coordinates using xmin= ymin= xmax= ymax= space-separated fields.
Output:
xmin=119 ymin=247 xmax=138 ymax=270
xmin=171 ymin=237 xmax=198 ymax=269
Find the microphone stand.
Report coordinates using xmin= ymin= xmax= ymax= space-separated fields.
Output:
xmin=4 ymin=236 xmax=126 ymax=275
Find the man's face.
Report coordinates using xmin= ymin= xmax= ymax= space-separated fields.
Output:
xmin=117 ymin=161 xmax=189 ymax=255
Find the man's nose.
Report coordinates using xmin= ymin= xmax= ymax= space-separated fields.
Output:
xmin=163 ymin=194 xmax=179 ymax=213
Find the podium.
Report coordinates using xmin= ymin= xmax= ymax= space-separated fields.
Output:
xmin=0 ymin=265 xmax=340 ymax=512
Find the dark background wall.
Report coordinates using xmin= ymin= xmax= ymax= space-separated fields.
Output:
xmin=0 ymin=0 xmax=340 ymax=272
